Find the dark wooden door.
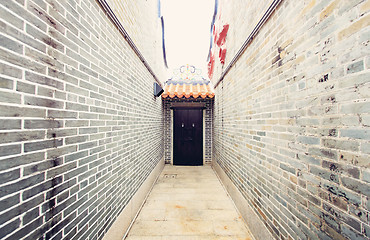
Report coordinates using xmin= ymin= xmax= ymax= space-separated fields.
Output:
xmin=174 ymin=109 xmax=203 ymax=165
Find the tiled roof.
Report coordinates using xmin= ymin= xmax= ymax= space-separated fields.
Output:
xmin=162 ymin=65 xmax=215 ymax=99
xmin=162 ymin=81 xmax=215 ymax=99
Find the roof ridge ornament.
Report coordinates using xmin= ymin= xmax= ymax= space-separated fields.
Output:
xmin=172 ymin=64 xmax=206 ymax=82
xmin=162 ymin=65 xmax=215 ymax=99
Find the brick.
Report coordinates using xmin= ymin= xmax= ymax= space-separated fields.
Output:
xmin=45 ymin=211 xmax=76 ymax=239
xmin=0 ymin=104 xmax=45 ymax=118
xmin=0 ymin=219 xmax=21 ymax=239
xmin=348 ymin=205 xmax=368 ymax=224
xmin=339 ymin=152 xmax=369 ymax=168
xmin=0 ymin=76 xmax=13 ymax=90
xmin=27 ymin=1 xmax=65 ymax=33
xmin=0 ymin=131 xmax=46 ymax=145
xmin=65 ymin=120 xmax=88 ymax=128
xmin=48 ymin=7 xmax=78 ymax=37
xmin=48 ymin=68 xmax=78 ymax=85
xmin=24 ymin=139 xmax=63 ymax=153
xmin=322 ymin=138 xmax=359 ymax=151
xmin=25 ymin=46 xmax=64 ymax=71
xmin=297 ymin=136 xmax=320 ymax=145
xmin=338 ymin=14 xmax=370 ymax=41
xmin=47 ymin=110 xmax=77 ymax=119
xmin=80 ymin=80 xmax=98 ymax=92
xmin=0 ymin=47 xmax=45 ymax=74
xmin=1 ymin=63 xmax=21 ymax=81
xmin=17 ymin=81 xmax=36 ymax=94
xmin=55 ymin=90 xmax=67 ymax=100
xmin=0 ymin=21 xmax=45 ymax=54
xmin=0 ymin=144 xmax=21 ymax=157
xmin=79 ymin=112 xmax=98 ymax=119
xmin=310 ymin=165 xmax=339 ymax=184
xmin=341 ymin=223 xmax=367 ymax=240
xmin=66 ymin=102 xmax=89 ymax=112
xmin=7 ymin=216 xmax=43 ymax=240
xmin=341 ymin=176 xmax=370 ymax=196
xmin=23 ymin=157 xmax=63 ymax=176
xmin=24 ymin=119 xmax=62 ymax=129
xmin=308 ymin=147 xmax=338 ymax=160
xmin=320 ymin=0 xmax=340 ymax=21
xmin=24 ymin=96 xmax=64 ymax=109
xmin=47 ymin=128 xmax=77 ymax=138
xmin=46 ymin=162 xmax=76 ymax=179
xmin=0 ymin=169 xmax=20 ymax=185
xmin=66 ymin=66 xmax=89 ymax=81
xmin=26 ymin=71 xmax=64 ymax=90
xmin=323 ymin=202 xmax=361 ymax=231
xmin=0 ymin=152 xmax=44 ymax=172
xmin=42 ymin=198 xmax=56 ymax=213
xmin=3 ymin=34 xmax=23 ymax=55
xmin=322 ymin=160 xmax=360 ymax=179
xmin=44 ymin=195 xmax=76 ymax=220
xmin=347 ymin=60 xmax=364 ymax=74
xmin=23 ymin=214 xmax=62 ymax=240
xmin=361 ymin=142 xmax=370 ymax=154
xmin=25 ymin=23 xmax=63 ymax=51
xmin=80 ymin=64 xmax=98 ymax=78
xmin=0 ymin=173 xmax=44 ymax=198
xmin=22 ymin=207 xmax=40 ymax=225
xmin=64 ymin=165 xmax=88 ymax=180
xmin=47 ymin=145 xmax=77 ymax=159
xmin=65 ymin=135 xmax=88 ymax=145
xmin=0 ymin=90 xmax=21 ymax=104
xmin=364 ymin=224 xmax=370 ymax=239
xmin=66 ymin=49 xmax=89 ymax=66
xmin=22 ymin=176 xmax=63 ymax=200
xmin=341 ymin=129 xmax=370 ymax=140
xmin=36 ymin=86 xmax=53 ymax=98
xmin=0 ymin=4 xmax=24 ymax=29
xmin=0 ymin=1 xmax=47 ymax=31
xmin=0 ymin=119 xmax=21 ymax=130
xmin=362 ymin=115 xmax=370 ymax=126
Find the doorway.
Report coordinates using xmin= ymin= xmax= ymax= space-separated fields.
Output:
xmin=173 ymin=108 xmax=203 ymax=165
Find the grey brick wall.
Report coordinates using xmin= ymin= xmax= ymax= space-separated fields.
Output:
xmin=163 ymin=98 xmax=213 ymax=164
xmin=212 ymin=0 xmax=370 ymax=239
xmin=204 ymin=100 xmax=213 ymax=163
xmin=163 ymin=100 xmax=172 ymax=164
xmin=105 ymin=0 xmax=165 ymax=81
xmin=0 ymin=0 xmax=163 ymax=239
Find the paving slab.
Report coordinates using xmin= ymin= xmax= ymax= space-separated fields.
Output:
xmin=125 ymin=165 xmax=254 ymax=240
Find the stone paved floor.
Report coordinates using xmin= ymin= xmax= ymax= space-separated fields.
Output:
xmin=125 ymin=165 xmax=254 ymax=240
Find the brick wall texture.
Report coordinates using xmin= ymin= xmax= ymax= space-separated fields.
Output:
xmin=212 ymin=0 xmax=370 ymax=239
xmin=0 ymin=0 xmax=163 ymax=239
xmin=105 ymin=0 xmax=165 ymax=81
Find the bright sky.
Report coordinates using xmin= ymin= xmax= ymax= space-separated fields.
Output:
xmin=161 ymin=0 xmax=215 ymax=78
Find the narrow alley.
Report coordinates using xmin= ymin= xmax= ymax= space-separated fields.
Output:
xmin=0 ymin=0 xmax=369 ymax=240
xmin=124 ymin=166 xmax=253 ymax=240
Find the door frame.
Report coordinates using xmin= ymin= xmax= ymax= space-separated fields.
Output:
xmin=170 ymin=107 xmax=205 ymax=165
